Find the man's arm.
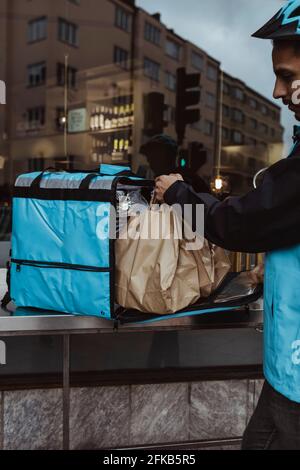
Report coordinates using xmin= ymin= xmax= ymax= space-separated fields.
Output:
xmin=161 ymin=157 xmax=300 ymax=253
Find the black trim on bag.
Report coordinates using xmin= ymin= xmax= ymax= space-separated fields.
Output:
xmin=11 ymin=259 xmax=111 ymax=273
xmin=116 ymin=271 xmax=264 ymax=324
xmin=13 ymin=186 xmax=112 ymax=202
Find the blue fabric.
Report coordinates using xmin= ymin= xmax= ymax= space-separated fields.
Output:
xmin=99 ymin=164 xmax=130 ymax=175
xmin=10 ymin=263 xmax=111 ymax=317
xmin=263 ymin=246 xmax=300 ymax=403
xmin=12 ymin=198 xmax=110 ymax=268
xmin=10 ymin=165 xmax=121 ymax=318
xmin=263 ymin=134 xmax=300 ymax=403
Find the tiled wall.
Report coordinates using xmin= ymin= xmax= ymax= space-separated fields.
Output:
xmin=0 ymin=379 xmax=264 ymax=450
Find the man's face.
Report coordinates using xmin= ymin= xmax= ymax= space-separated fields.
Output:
xmin=273 ymin=43 xmax=300 ymax=120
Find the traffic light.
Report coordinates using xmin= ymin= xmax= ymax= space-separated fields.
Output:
xmin=176 ymin=68 xmax=201 ymax=145
xmin=144 ymin=92 xmax=168 ymax=136
xmin=179 ymin=143 xmax=207 ymax=170
xmin=188 ymin=142 xmax=207 ymax=171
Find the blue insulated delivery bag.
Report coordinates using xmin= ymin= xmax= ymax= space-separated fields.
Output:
xmin=7 ymin=165 xmax=153 ymax=319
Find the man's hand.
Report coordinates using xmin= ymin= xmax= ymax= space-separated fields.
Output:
xmin=155 ymin=174 xmax=184 ymax=202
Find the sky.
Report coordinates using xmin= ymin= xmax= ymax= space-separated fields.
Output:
xmin=136 ymin=0 xmax=295 ymax=150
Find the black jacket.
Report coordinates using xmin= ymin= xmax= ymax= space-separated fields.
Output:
xmin=164 ymin=141 xmax=300 ymax=254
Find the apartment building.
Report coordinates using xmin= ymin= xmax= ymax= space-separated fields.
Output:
xmin=220 ymin=73 xmax=284 ymax=193
xmin=0 ymin=0 xmax=283 ymax=191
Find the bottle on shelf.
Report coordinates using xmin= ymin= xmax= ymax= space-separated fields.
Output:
xmin=118 ymin=106 xmax=125 ymax=128
xmin=90 ymin=108 xmax=96 ymax=131
xmin=104 ymin=108 xmax=113 ymax=130
xmin=94 ymin=106 xmax=100 ymax=131
xmin=99 ymin=106 xmax=105 ymax=130
xmin=112 ymin=106 xmax=118 ymax=129
xmin=113 ymin=138 xmax=119 ymax=152
xmin=124 ymin=104 xmax=131 ymax=127
xmin=119 ymin=138 xmax=125 ymax=152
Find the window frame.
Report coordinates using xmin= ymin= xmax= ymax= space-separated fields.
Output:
xmin=115 ymin=5 xmax=132 ymax=33
xmin=113 ymin=46 xmax=130 ymax=70
xmin=165 ymin=38 xmax=181 ymax=61
xmin=28 ymin=16 xmax=47 ymax=44
xmin=191 ymin=51 xmax=204 ymax=71
xmin=144 ymin=21 xmax=161 ymax=46
xmin=165 ymin=71 xmax=177 ymax=91
xmin=58 ymin=18 xmax=79 ymax=47
xmin=144 ymin=57 xmax=160 ymax=82
xmin=27 ymin=61 xmax=47 ymax=87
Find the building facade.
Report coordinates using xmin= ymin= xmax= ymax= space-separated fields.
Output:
xmin=0 ymin=0 xmax=283 ymax=192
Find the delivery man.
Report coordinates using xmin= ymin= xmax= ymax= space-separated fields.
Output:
xmin=154 ymin=0 xmax=300 ymax=450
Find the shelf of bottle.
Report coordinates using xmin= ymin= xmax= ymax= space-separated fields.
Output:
xmin=89 ymin=125 xmax=133 ymax=135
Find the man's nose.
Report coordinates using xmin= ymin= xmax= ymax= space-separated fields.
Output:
xmin=273 ymin=78 xmax=288 ymax=100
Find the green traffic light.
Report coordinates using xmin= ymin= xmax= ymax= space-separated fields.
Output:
xmin=180 ymin=158 xmax=186 ymax=168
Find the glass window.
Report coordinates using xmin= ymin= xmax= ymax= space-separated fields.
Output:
xmin=191 ymin=51 xmax=204 ymax=71
xmin=260 ymin=123 xmax=268 ymax=134
xmin=27 ymin=106 xmax=45 ymax=130
xmin=28 ymin=17 xmax=47 ymax=43
xmin=249 ymin=97 xmax=258 ymax=109
xmin=58 ymin=18 xmax=78 ymax=46
xmin=222 ymin=127 xmax=229 ymax=140
xmin=114 ymin=46 xmax=129 ymax=70
xmin=261 ymin=104 xmax=268 ymax=115
xmin=232 ymin=108 xmax=244 ymax=123
xmin=27 ymin=62 xmax=46 ymax=87
xmin=144 ymin=22 xmax=161 ymax=46
xmin=232 ymin=130 xmax=243 ymax=144
xmin=165 ymin=39 xmax=181 ymax=60
xmin=207 ymin=64 xmax=218 ymax=81
xmin=56 ymin=63 xmax=77 ymax=88
xmin=204 ymin=120 xmax=214 ymax=136
xmin=222 ymin=104 xmax=230 ymax=117
xmin=56 ymin=107 xmax=65 ymax=131
xmin=249 ymin=118 xmax=257 ymax=129
xmin=233 ymin=87 xmax=244 ymax=101
xmin=223 ymin=82 xmax=230 ymax=95
xmin=165 ymin=71 xmax=176 ymax=91
xmin=115 ymin=6 xmax=132 ymax=33
xmin=206 ymin=92 xmax=216 ymax=109
xmin=144 ymin=57 xmax=160 ymax=81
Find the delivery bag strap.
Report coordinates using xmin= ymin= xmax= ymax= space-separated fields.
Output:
xmin=29 ymin=168 xmax=137 ymax=190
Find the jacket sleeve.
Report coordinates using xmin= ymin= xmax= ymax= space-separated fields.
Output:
xmin=164 ymin=157 xmax=300 ymax=253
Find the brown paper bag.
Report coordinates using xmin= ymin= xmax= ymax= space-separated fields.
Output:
xmin=115 ymin=204 xmax=231 ymax=315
